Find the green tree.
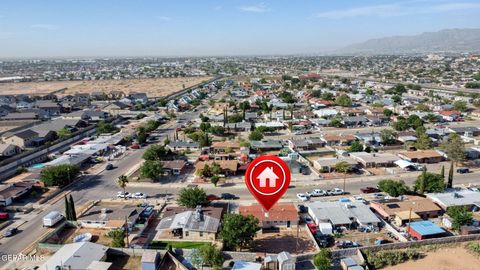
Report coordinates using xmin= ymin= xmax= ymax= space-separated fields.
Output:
xmin=142 ymin=145 xmax=168 ymax=161
xmin=69 ymin=194 xmax=77 ymax=221
xmin=248 ymin=130 xmax=264 ymax=141
xmin=239 ymin=101 xmax=251 ymax=120
xmin=447 ymin=206 xmax=473 ymax=231
xmin=407 ymin=115 xmax=423 ymax=129
xmin=177 ymin=186 xmax=209 ymax=208
xmin=58 ymin=128 xmax=72 ymax=140
xmin=145 ymin=120 xmax=160 ymax=132
xmin=453 ymin=100 xmax=468 ymax=112
xmin=64 ymin=195 xmax=71 ymax=221
xmin=40 ymin=164 xmax=80 ymax=187
xmin=140 ymin=160 xmax=164 ymax=181
xmin=414 ymin=126 xmax=432 ymax=150
xmin=329 ymin=117 xmax=343 ymax=128
xmin=348 ymin=140 xmax=364 ymax=152
xmin=199 ymin=132 xmax=212 ymax=147
xmin=378 ymin=179 xmax=409 ymax=197
xmin=393 ymin=118 xmax=409 ymax=131
xmin=117 ymin=174 xmax=129 ymax=198
xmin=313 ymin=249 xmax=332 ymax=270
xmin=108 ymin=229 xmax=125 ymax=247
xmin=447 ymin=161 xmax=454 ymax=188
xmin=220 ymin=213 xmax=259 ymax=250
xmin=414 ymin=169 xmax=445 ymax=194
xmin=210 ymin=175 xmax=220 ymax=187
xmin=136 ymin=127 xmax=147 ymax=144
xmin=335 ymin=94 xmax=352 ymax=107
xmin=383 ymin=108 xmax=393 ymax=118
xmin=441 ymin=133 xmax=466 ymax=165
xmin=199 ymin=243 xmax=224 ymax=269
xmin=321 ymin=92 xmax=335 ymax=100
xmin=200 ymin=122 xmax=211 ymax=132
xmin=380 ymin=129 xmax=397 ymax=145
xmin=96 ymin=121 xmax=117 ymax=134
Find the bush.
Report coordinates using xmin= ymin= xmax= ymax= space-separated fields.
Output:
xmin=40 ymin=164 xmax=80 ymax=187
xmin=466 ymin=242 xmax=480 ymax=255
xmin=364 ymin=250 xmax=421 ymax=268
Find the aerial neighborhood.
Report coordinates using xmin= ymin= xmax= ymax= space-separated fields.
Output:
xmin=1 ymin=53 xmax=480 ymax=270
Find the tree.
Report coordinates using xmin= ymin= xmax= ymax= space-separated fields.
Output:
xmin=321 ymin=92 xmax=334 ymax=100
xmin=393 ymin=118 xmax=409 ymax=131
xmin=453 ymin=100 xmax=468 ymax=112
xmin=177 ymin=186 xmax=209 ymax=208
xmin=414 ymin=127 xmax=432 ymax=150
xmin=248 ymin=130 xmax=264 ymax=141
xmin=329 ymin=117 xmax=343 ymax=128
xmin=140 ymin=160 xmax=164 ymax=181
xmin=40 ymin=164 xmax=80 ymax=187
xmin=335 ymin=161 xmax=351 ymax=193
xmin=414 ymin=169 xmax=445 ymax=194
xmin=145 ymin=120 xmax=160 ymax=132
xmin=199 ymin=132 xmax=211 ymax=147
xmin=108 ymin=229 xmax=125 ymax=247
xmin=96 ymin=121 xmax=117 ymax=134
xmin=383 ymin=108 xmax=393 ymax=118
xmin=440 ymin=165 xmax=445 ymax=179
xmin=200 ymin=122 xmax=211 ymax=132
xmin=380 ymin=129 xmax=397 ymax=145
xmin=210 ymin=175 xmax=220 ymax=187
xmin=313 ymin=249 xmax=332 ymax=270
xmin=117 ymin=175 xmax=129 ymax=198
xmin=441 ymin=133 xmax=465 ymax=165
xmin=348 ymin=140 xmax=364 ymax=152
xmin=335 ymin=94 xmax=352 ymax=107
xmin=227 ymin=113 xmax=243 ymax=123
xmin=199 ymin=243 xmax=224 ymax=269
xmin=136 ymin=127 xmax=147 ymax=144
xmin=447 ymin=206 xmax=473 ymax=231
xmin=220 ymin=213 xmax=259 ymax=250
xmin=239 ymin=101 xmax=251 ymax=120
xmin=378 ymin=179 xmax=409 ymax=197
xmin=58 ymin=128 xmax=72 ymax=140
xmin=69 ymin=194 xmax=77 ymax=221
xmin=209 ymin=126 xmax=225 ymax=136
xmin=407 ymin=115 xmax=423 ymax=129
xmin=142 ymin=145 xmax=168 ymax=161
xmin=447 ymin=161 xmax=454 ymax=188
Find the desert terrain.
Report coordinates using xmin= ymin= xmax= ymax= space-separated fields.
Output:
xmin=0 ymin=76 xmax=212 ymax=97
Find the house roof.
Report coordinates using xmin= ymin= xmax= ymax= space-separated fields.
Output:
xmin=399 ymin=150 xmax=443 ymax=160
xmin=322 ymin=134 xmax=356 ymax=142
xmin=239 ymin=204 xmax=298 ymax=222
xmin=162 ymin=160 xmax=186 ymax=170
xmin=195 ymin=160 xmax=238 ymax=172
xmin=39 ymin=242 xmax=109 ymax=270
xmin=350 ymin=152 xmax=399 ymax=164
xmin=306 ymin=201 xmax=381 ymax=226
xmin=9 ymin=129 xmax=38 ymax=139
xmin=408 ymin=220 xmax=445 ymax=236
xmin=426 ymin=189 xmax=480 ymax=208
xmin=211 ymin=141 xmax=240 ymax=149
xmin=157 ymin=206 xmax=222 ymax=233
xmin=371 ymin=196 xmax=442 ymax=217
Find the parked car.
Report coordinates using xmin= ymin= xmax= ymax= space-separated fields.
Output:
xmin=130 ymin=144 xmax=141 ymax=149
xmin=360 ymin=186 xmax=380 ymax=193
xmin=220 ymin=193 xmax=237 ymax=200
xmin=310 ymin=189 xmax=327 ymax=197
xmin=105 ymin=163 xmax=114 ymax=170
xmin=0 ymin=212 xmax=8 ymax=220
xmin=3 ymin=227 xmax=17 ymax=237
xmin=297 ymin=204 xmax=307 ymax=213
xmin=316 ymin=234 xmax=334 ymax=248
xmin=303 ymin=216 xmax=314 ymax=224
xmin=354 ymin=196 xmax=367 ymax=204
xmin=335 ymin=240 xmax=359 ymax=249
xmin=297 ymin=193 xmax=310 ymax=201
xmin=117 ymin=191 xmax=132 ymax=198
xmin=43 ymin=211 xmax=64 ymax=227
xmin=307 ymin=223 xmax=318 ymax=233
xmin=132 ymin=192 xmax=147 ymax=199
xmin=207 ymin=194 xmax=221 ymax=201
xmin=372 ymin=193 xmax=384 ymax=199
xmin=328 ymin=188 xmax=344 ymax=196
xmin=457 ymin=167 xmax=470 ymax=174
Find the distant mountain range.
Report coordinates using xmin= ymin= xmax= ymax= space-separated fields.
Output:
xmin=335 ymin=29 xmax=480 ymax=55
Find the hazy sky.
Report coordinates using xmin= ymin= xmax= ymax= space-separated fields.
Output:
xmin=1 ymin=0 xmax=479 ymax=57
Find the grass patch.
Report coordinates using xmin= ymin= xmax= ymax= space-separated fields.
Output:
xmin=466 ymin=242 xmax=480 ymax=255
xmin=149 ymin=241 xmax=209 ymax=249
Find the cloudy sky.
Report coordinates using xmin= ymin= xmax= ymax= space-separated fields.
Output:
xmin=0 ymin=0 xmax=479 ymax=57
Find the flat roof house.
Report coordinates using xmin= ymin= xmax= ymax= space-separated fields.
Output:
xmin=426 ymin=189 xmax=480 ymax=210
xmin=306 ymin=201 xmax=381 ymax=228
xmin=407 ymin=220 xmax=446 ymax=240
xmin=195 ymin=160 xmax=239 ymax=176
xmin=370 ymin=196 xmax=443 ymax=224
xmin=398 ymin=150 xmax=444 ymax=163
xmin=322 ymin=134 xmax=356 ymax=146
xmin=349 ymin=152 xmax=399 ymax=168
xmin=39 ymin=242 xmax=111 ymax=270
xmin=0 ymin=181 xmax=33 ymax=206
xmin=162 ymin=160 xmax=187 ymax=176
xmin=239 ymin=204 xmax=298 ymax=229
xmin=313 ymin=157 xmax=358 ymax=173
xmin=167 ymin=140 xmax=200 ymax=152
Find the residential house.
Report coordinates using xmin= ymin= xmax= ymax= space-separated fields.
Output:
xmin=78 ymin=204 xmax=147 ymax=230
xmin=355 ymin=132 xmax=381 ymax=146
xmin=313 ymin=109 xmax=338 ymax=118
xmin=129 ymin=93 xmax=149 ymax=104
xmin=1 ymin=112 xmax=39 ymax=121
xmin=439 ymin=110 xmax=461 ymax=122
xmin=34 ymin=100 xmax=61 ymax=116
xmin=0 ymin=181 xmax=33 ymax=206
xmin=306 ymin=201 xmax=381 ymax=228
xmin=322 ymin=134 xmax=356 ymax=146
xmin=239 ymin=204 xmax=298 ymax=229
xmin=162 ymin=160 xmax=187 ymax=176
xmin=407 ymin=221 xmax=446 ymax=240
xmin=250 ymin=140 xmax=285 ymax=152
xmin=103 ymin=101 xmax=130 ymax=116
xmin=426 ymin=189 xmax=480 ymax=210
xmin=448 ymin=126 xmax=480 ymax=137
xmin=349 ymin=152 xmax=399 ymax=168
xmin=0 ymin=143 xmax=21 ymax=157
xmin=39 ymin=242 xmax=111 ymax=270
xmin=155 ymin=206 xmax=223 ymax=241
xmin=342 ymin=116 xmax=368 ymax=127
xmin=74 ymin=93 xmax=91 ymax=107
xmin=398 ymin=150 xmax=444 ymax=163
xmin=313 ymin=157 xmax=358 ymax=172
xmin=2 ymin=129 xmax=39 ymax=148
xmin=211 ymin=141 xmax=241 ymax=154
xmin=195 ymin=160 xmax=239 ymax=176
xmin=167 ymin=140 xmax=200 ymax=152
xmin=370 ymin=196 xmax=443 ymax=225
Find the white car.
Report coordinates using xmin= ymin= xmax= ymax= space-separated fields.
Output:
xmin=133 ymin=192 xmax=147 ymax=199
xmin=311 ymin=189 xmax=327 ymax=197
xmin=297 ymin=193 xmax=310 ymax=201
xmin=328 ymin=188 xmax=344 ymax=196
xmin=117 ymin=191 xmax=132 ymax=198
xmin=354 ymin=196 xmax=367 ymax=204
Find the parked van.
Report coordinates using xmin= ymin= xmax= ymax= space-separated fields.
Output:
xmin=43 ymin=211 xmax=64 ymax=227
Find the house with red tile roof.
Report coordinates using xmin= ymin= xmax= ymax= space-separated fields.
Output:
xmin=239 ymin=204 xmax=298 ymax=229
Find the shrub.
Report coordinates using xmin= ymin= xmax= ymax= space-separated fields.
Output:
xmin=364 ymin=250 xmax=421 ymax=268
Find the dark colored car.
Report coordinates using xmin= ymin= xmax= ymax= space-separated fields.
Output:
xmin=207 ymin=194 xmax=221 ymax=201
xmin=316 ymin=234 xmax=334 ymax=248
xmin=457 ymin=168 xmax=470 ymax=174
xmin=105 ymin=163 xmax=114 ymax=170
xmin=220 ymin=193 xmax=237 ymax=200
xmin=360 ymin=186 xmax=380 ymax=193
xmin=3 ymin=227 xmax=17 ymax=237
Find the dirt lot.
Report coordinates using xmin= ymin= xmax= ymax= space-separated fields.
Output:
xmin=43 ymin=226 xmax=112 ymax=246
xmin=0 ymin=76 xmax=212 ymax=97
xmin=335 ymin=229 xmax=392 ymax=247
xmin=384 ymin=246 xmax=480 ymax=270
xmin=251 ymin=227 xmax=317 ymax=254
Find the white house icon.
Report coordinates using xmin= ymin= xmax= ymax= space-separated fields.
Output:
xmin=257 ymin=167 xmax=279 ymax=188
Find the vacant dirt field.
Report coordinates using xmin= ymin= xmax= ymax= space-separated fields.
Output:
xmin=385 ymin=246 xmax=480 ymax=270
xmin=0 ymin=76 xmax=212 ymax=97
xmin=251 ymin=227 xmax=317 ymax=254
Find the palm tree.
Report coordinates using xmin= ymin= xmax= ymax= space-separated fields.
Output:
xmin=117 ymin=175 xmax=129 ymax=199
xmin=335 ymin=161 xmax=351 ymax=194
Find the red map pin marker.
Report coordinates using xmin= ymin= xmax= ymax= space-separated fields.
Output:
xmin=245 ymin=155 xmax=291 ymax=211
